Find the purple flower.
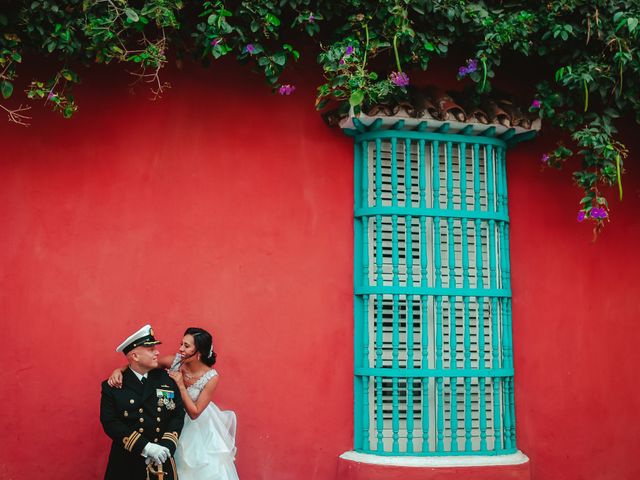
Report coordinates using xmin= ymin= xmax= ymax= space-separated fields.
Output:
xmin=577 ymin=210 xmax=586 ymax=222
xmin=47 ymin=91 xmax=57 ymax=101
xmin=591 ymin=207 xmax=608 ymax=219
xmin=308 ymin=12 xmax=315 ymax=23
xmin=339 ymin=58 xmax=346 ymax=65
xmin=390 ymin=71 xmax=410 ymax=87
xmin=278 ymin=84 xmax=296 ymax=95
xmin=531 ymin=99 xmax=541 ymax=109
xmin=345 ymin=45 xmax=354 ymax=56
xmin=245 ymin=44 xmax=255 ymax=54
xmin=541 ymin=154 xmax=549 ymax=163
xmin=210 ymin=38 xmax=221 ymax=47
xmin=458 ymin=58 xmax=479 ymax=78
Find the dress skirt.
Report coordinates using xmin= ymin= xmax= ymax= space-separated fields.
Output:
xmin=174 ymin=402 xmax=239 ymax=480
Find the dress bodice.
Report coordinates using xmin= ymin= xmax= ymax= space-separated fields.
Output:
xmin=170 ymin=353 xmax=218 ymax=401
xmin=186 ymin=369 xmax=218 ymax=401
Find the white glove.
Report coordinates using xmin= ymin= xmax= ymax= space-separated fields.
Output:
xmin=142 ymin=443 xmax=170 ymax=464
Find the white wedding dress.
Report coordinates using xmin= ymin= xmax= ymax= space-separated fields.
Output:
xmin=170 ymin=354 xmax=239 ymax=480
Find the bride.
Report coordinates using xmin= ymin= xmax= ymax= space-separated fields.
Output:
xmin=109 ymin=327 xmax=239 ymax=480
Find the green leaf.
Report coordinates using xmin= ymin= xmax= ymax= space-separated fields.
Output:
xmin=1 ymin=80 xmax=13 ymax=99
xmin=615 ymin=153 xmax=623 ymax=201
xmin=628 ymin=18 xmax=638 ymax=33
xmin=315 ymin=98 xmax=329 ymax=110
xmin=424 ymin=41 xmax=435 ymax=52
xmin=265 ymin=13 xmax=280 ymax=27
xmin=124 ymin=8 xmax=139 ymax=22
xmin=61 ymin=70 xmax=75 ymax=82
xmin=349 ymin=90 xmax=364 ymax=107
xmin=273 ymin=52 xmax=286 ymax=66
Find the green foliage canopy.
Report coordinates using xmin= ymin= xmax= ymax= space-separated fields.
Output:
xmin=2 ymin=0 xmax=639 ymax=231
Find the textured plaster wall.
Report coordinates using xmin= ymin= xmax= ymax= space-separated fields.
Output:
xmin=0 ymin=59 xmax=639 ymax=480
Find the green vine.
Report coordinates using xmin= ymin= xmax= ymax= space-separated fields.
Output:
xmin=1 ymin=0 xmax=639 ymax=233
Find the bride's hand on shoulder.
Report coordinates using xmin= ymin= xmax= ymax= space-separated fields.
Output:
xmin=107 ymin=369 xmax=123 ymax=388
xmin=168 ymin=370 xmax=185 ymax=389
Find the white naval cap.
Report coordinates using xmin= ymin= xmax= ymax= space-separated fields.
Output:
xmin=116 ymin=324 xmax=162 ymax=354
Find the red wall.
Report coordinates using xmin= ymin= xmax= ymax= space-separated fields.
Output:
xmin=509 ymin=125 xmax=640 ymax=480
xmin=0 ymin=61 xmax=354 ymax=480
xmin=1 ymin=59 xmax=639 ymax=480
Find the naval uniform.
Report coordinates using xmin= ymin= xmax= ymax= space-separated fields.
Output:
xmin=100 ymin=367 xmax=185 ymax=480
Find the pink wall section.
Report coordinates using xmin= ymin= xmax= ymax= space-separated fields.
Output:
xmin=1 ymin=60 xmax=639 ymax=480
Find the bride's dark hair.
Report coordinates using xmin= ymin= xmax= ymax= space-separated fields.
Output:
xmin=184 ymin=327 xmax=217 ymax=367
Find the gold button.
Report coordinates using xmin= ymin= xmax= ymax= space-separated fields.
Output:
xmin=157 ymin=407 xmax=162 ymax=412
xmin=139 ymin=428 xmax=144 ymax=433
xmin=139 ymin=418 xmax=144 ymax=423
xmin=156 ymin=427 xmax=160 ymax=432
xmin=154 ymin=438 xmax=158 ymax=442
xmin=124 ymin=411 xmax=128 ymax=417
xmin=139 ymin=408 xmax=144 ymax=413
xmin=156 ymin=417 xmax=161 ymax=422
xmin=130 ymin=399 xmax=135 ymax=404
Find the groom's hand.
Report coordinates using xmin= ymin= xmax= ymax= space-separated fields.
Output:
xmin=142 ymin=443 xmax=171 ymax=464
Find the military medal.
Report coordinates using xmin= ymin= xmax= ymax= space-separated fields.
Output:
xmin=156 ymin=389 xmax=175 ymax=410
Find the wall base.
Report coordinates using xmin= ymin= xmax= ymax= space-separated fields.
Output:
xmin=337 ymin=451 xmax=531 ymax=480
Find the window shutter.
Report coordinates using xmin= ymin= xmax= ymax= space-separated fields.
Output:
xmin=354 ymin=131 xmax=515 ymax=455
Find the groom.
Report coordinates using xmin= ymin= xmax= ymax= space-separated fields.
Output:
xmin=100 ymin=325 xmax=184 ymax=480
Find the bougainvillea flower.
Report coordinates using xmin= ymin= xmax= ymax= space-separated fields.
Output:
xmin=458 ymin=58 xmax=479 ymax=78
xmin=390 ymin=71 xmax=410 ymax=87
xmin=245 ymin=44 xmax=255 ymax=54
xmin=577 ymin=211 xmax=586 ymax=222
xmin=531 ymin=99 xmax=541 ymax=108
xmin=308 ymin=12 xmax=315 ymax=23
xmin=278 ymin=84 xmax=296 ymax=95
xmin=345 ymin=45 xmax=354 ymax=56
xmin=591 ymin=207 xmax=608 ymax=219
xmin=541 ymin=154 xmax=549 ymax=163
xmin=211 ymin=38 xmax=221 ymax=46
xmin=47 ymin=91 xmax=57 ymax=101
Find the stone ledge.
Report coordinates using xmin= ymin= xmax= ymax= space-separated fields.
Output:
xmin=336 ymin=451 xmax=531 ymax=480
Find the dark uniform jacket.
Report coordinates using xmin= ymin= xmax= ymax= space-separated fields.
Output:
xmin=100 ymin=367 xmax=185 ymax=480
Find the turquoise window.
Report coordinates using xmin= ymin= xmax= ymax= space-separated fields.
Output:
xmin=350 ymin=121 xmax=530 ymax=456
